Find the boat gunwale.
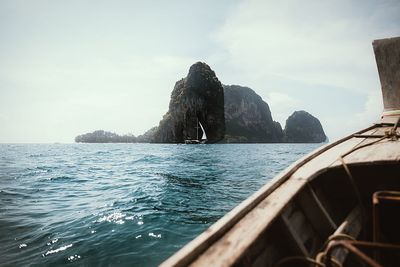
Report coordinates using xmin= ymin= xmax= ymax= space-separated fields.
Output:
xmin=161 ymin=123 xmax=381 ymax=267
xmin=188 ymin=150 xmax=400 ymax=266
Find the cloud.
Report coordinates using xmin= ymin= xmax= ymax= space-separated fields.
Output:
xmin=355 ymin=90 xmax=383 ymax=125
xmin=264 ymin=92 xmax=300 ymax=123
xmin=215 ymin=0 xmax=399 ymax=92
xmin=266 ymin=92 xmax=299 ymax=110
xmin=318 ymin=90 xmax=383 ymax=142
xmin=0 ymin=53 xmax=196 ymax=142
xmin=213 ymin=0 xmax=399 ymax=140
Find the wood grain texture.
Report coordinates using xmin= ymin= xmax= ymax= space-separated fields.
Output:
xmin=191 ymin=177 xmax=307 ymax=267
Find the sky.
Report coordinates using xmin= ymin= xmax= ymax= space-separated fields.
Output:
xmin=1 ymin=0 xmax=399 ymax=143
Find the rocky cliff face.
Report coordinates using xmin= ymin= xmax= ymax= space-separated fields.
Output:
xmin=223 ymin=85 xmax=283 ymax=143
xmin=152 ymin=62 xmax=225 ymax=143
xmin=283 ymin=110 xmax=327 ymax=143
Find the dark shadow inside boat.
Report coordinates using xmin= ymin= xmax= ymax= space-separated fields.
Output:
xmin=236 ymin=162 xmax=400 ymax=267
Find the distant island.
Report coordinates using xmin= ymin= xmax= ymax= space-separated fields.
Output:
xmin=75 ymin=62 xmax=327 ymax=144
xmin=75 ymin=130 xmax=137 ymax=143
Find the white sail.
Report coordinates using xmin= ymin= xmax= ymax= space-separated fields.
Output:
xmin=199 ymin=121 xmax=207 ymax=140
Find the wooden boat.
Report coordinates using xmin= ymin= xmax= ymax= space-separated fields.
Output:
xmin=161 ymin=37 xmax=400 ymax=267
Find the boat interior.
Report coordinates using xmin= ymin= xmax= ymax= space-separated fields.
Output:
xmin=249 ymin=155 xmax=400 ymax=267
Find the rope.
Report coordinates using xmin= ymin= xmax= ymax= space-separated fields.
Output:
xmin=316 ymin=233 xmax=356 ymax=267
xmin=389 ymin=116 xmax=400 ymax=140
xmin=316 ymin=233 xmax=357 ymax=267
xmin=339 ymin=156 xmax=367 ymax=224
xmin=354 ymin=116 xmax=400 ymax=139
xmin=340 ymin=135 xmax=387 ymax=159
xmin=315 ymin=252 xmax=343 ymax=267
xmin=392 ymin=116 xmax=400 ymax=132
xmin=321 ymin=233 xmax=356 ymax=251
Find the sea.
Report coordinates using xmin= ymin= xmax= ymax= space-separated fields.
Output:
xmin=0 ymin=143 xmax=321 ymax=266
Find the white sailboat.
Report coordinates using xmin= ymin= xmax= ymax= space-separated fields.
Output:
xmin=199 ymin=121 xmax=207 ymax=144
xmin=185 ymin=118 xmax=207 ymax=144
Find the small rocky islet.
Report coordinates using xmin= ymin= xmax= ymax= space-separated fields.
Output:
xmin=75 ymin=62 xmax=327 ymax=143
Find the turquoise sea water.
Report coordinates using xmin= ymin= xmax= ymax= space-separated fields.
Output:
xmin=0 ymin=143 xmax=320 ymax=266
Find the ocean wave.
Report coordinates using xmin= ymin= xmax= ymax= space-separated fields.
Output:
xmin=0 ymin=143 xmax=319 ymax=266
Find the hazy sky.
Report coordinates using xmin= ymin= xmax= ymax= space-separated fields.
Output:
xmin=1 ymin=0 xmax=399 ymax=143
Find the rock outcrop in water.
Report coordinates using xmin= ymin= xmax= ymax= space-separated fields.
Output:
xmin=283 ymin=111 xmax=327 ymax=143
xmin=223 ymin=85 xmax=283 ymax=143
xmin=151 ymin=62 xmax=225 ymax=143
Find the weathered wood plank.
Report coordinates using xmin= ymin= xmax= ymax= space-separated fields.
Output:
xmin=329 ymin=206 xmax=362 ymax=263
xmin=281 ymin=201 xmax=321 ymax=256
xmin=373 ymin=37 xmax=400 ymax=112
xmin=297 ymin=185 xmax=337 ymax=239
xmin=190 ymin=178 xmax=307 ymax=267
xmin=281 ymin=213 xmax=310 ymax=257
xmin=291 ymin=135 xmax=369 ymax=180
xmin=331 ymin=126 xmax=400 ymax=166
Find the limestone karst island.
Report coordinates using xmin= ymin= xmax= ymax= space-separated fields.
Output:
xmin=75 ymin=62 xmax=327 ymax=144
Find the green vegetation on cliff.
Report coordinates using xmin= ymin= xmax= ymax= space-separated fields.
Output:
xmin=223 ymin=85 xmax=283 ymax=143
xmin=283 ymin=111 xmax=327 ymax=143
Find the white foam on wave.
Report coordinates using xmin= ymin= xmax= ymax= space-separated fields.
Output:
xmin=148 ymin=232 xmax=161 ymax=238
xmin=97 ymin=212 xmax=125 ymax=224
xmin=45 ymin=244 xmax=72 ymax=256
